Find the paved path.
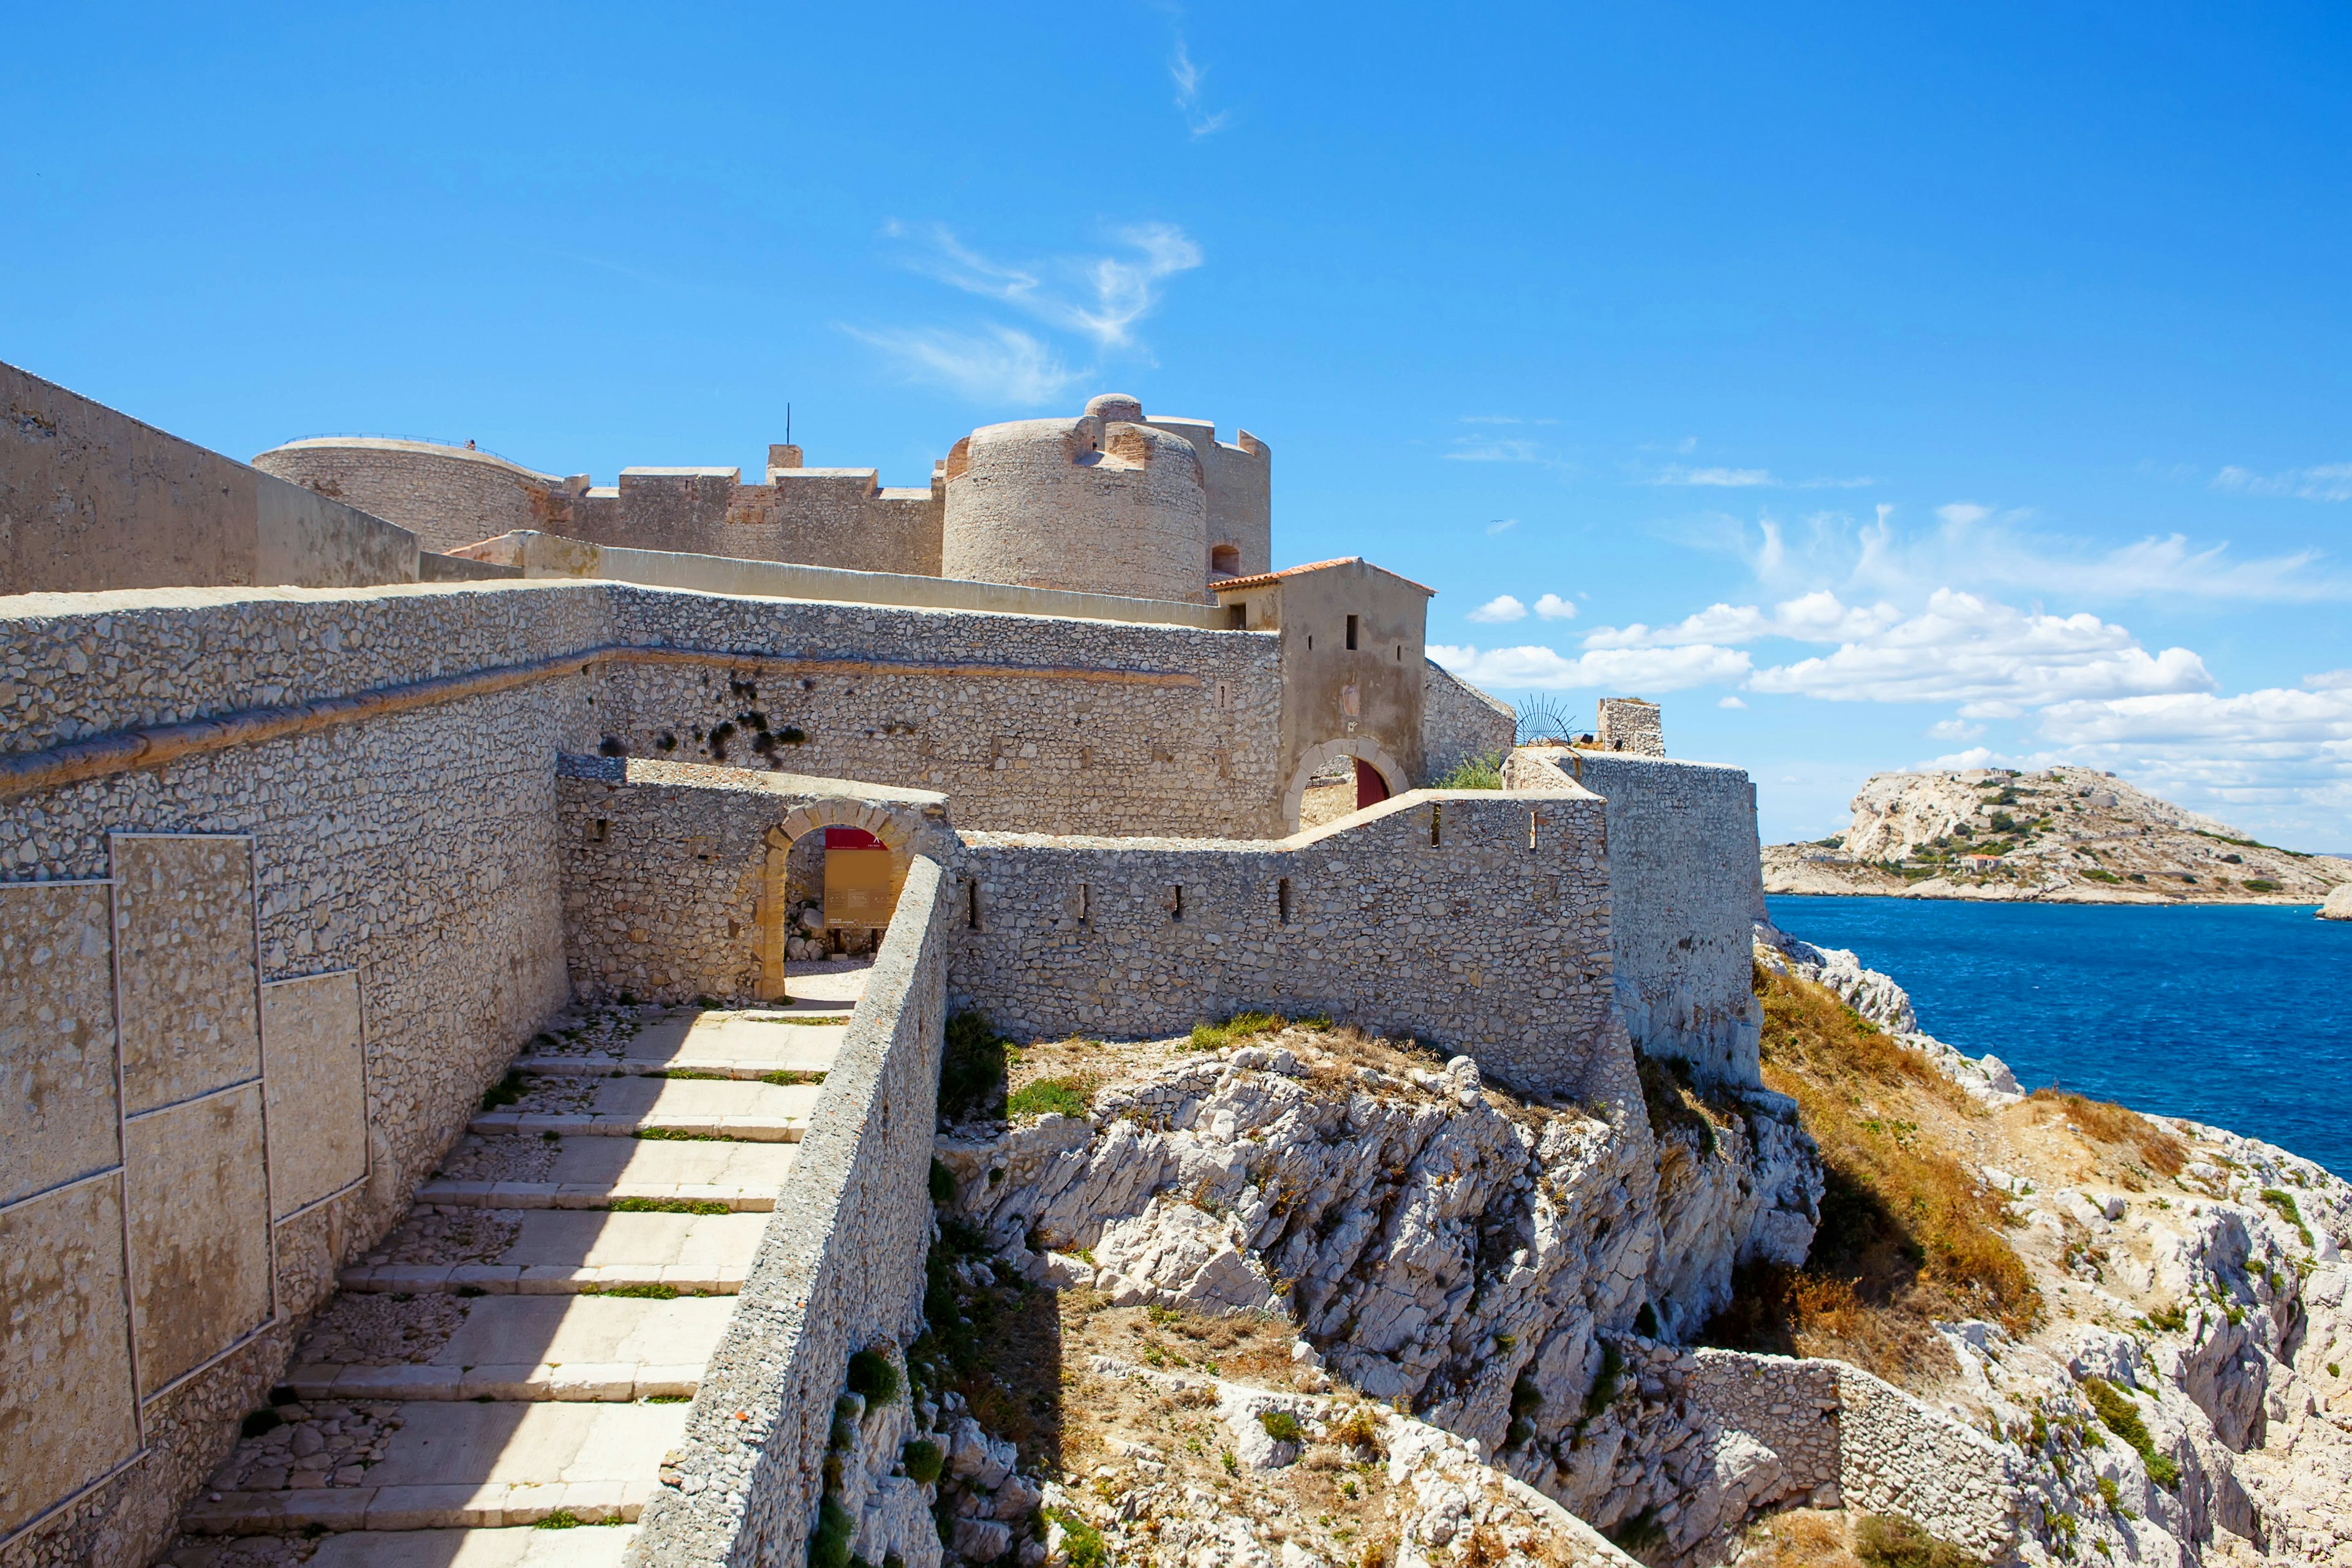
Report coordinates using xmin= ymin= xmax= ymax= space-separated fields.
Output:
xmin=171 ymin=965 xmax=873 ymax=1564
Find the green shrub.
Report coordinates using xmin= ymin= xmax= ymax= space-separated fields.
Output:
xmin=809 ymin=1495 xmax=856 ymax=1568
xmin=928 ymin=1157 xmax=956 ymax=1204
xmin=847 ymin=1349 xmax=901 ymax=1405
xmin=2244 ymin=879 xmax=2279 ymax=894
xmin=2081 ymin=1377 xmax=2179 ymax=1490
xmin=1258 ymin=1409 xmax=1302 ymax=1443
xmin=760 ymin=1069 xmax=824 ymax=1086
xmin=1189 ymin=1011 xmax=1287 ymax=1053
xmin=1044 ymin=1507 xmax=1107 ymax=1568
xmin=611 ymin=1197 xmax=730 ymax=1215
xmin=480 ymin=1070 xmax=528 ymax=1112
xmin=535 ymin=1511 xmax=583 ymax=1529
xmin=1006 ymin=1076 xmax=1092 ymax=1120
xmin=2260 ymin=1188 xmax=2315 ymax=1248
xmin=1434 ymin=752 xmax=1506 ymax=790
xmin=901 ymin=1438 xmax=944 ymax=1485
xmin=1855 ymin=1512 xmax=1983 ymax=1568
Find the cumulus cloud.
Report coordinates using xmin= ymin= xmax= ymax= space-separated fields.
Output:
xmin=841 ymin=325 xmax=1079 ymax=405
xmin=1430 ymin=642 xmax=1752 ymax=693
xmin=1718 ymin=695 xmax=1747 ymax=709
xmin=2212 ymin=463 xmax=2352 ymax=503
xmin=1466 ymin=595 xmax=1527 ymax=624
xmin=1534 ymin=593 xmax=1576 ymax=620
xmin=1747 ymin=589 xmax=2212 ymax=714
xmin=884 ymin=221 xmax=1202 ymax=350
xmin=1582 ymin=589 xmax=1900 ymax=649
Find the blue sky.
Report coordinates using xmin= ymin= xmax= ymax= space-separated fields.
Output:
xmin=8 ymin=4 xmax=2350 ymax=846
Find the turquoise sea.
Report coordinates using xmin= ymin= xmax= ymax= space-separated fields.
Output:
xmin=1763 ymin=896 xmax=2352 ymax=1179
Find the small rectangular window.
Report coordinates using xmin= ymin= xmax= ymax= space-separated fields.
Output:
xmin=587 ymin=818 xmax=609 ymax=844
xmin=1170 ymin=884 xmax=1185 ymax=922
xmin=1430 ymin=802 xmax=1442 ymax=847
xmin=1277 ymin=877 xmax=1293 ymax=925
xmin=1345 ymin=614 xmax=1359 ymax=650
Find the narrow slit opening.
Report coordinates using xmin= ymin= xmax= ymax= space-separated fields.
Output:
xmin=1345 ymin=614 xmax=1359 ymax=650
xmin=1277 ymin=876 xmax=1293 ymax=925
xmin=967 ymin=879 xmax=981 ymax=930
xmin=1430 ymin=802 xmax=1442 ymax=847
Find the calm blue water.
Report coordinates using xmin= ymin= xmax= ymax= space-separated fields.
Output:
xmin=1763 ymin=896 xmax=2352 ymax=1178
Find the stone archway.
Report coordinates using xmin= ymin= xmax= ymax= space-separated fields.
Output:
xmin=754 ymin=801 xmax=919 ymax=1001
xmin=1282 ymin=737 xmax=1409 ymax=834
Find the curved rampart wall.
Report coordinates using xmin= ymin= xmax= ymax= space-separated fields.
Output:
xmin=940 ymin=409 xmax=1210 ymax=603
xmin=254 ymin=438 xmax=561 ymax=555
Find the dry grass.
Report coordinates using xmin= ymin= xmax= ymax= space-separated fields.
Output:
xmin=1705 ymin=965 xmax=2040 ymax=1387
xmin=2022 ymin=1089 xmax=2187 ymax=1182
xmin=1738 ymin=1509 xmax=1868 ymax=1568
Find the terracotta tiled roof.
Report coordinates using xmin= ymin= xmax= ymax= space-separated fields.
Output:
xmin=1212 ymin=557 xmax=1436 ymax=595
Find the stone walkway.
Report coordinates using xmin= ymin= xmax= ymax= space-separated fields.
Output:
xmin=170 ymin=962 xmax=872 ymax=1567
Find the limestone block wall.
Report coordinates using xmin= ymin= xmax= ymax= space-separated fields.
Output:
xmin=1596 ymin=698 xmax=1664 ymax=757
xmin=555 ymin=753 xmax=952 ymax=1005
xmin=950 ymin=784 xmax=1617 ymax=1098
xmin=625 ymin=857 xmax=951 ymax=1568
xmin=589 ymin=586 xmax=1288 ymax=839
xmin=1422 ymin=659 xmax=1517 ymax=782
xmin=1506 ymin=748 xmax=1765 ymax=1088
xmin=0 ymin=584 xmax=605 ymax=1567
xmin=941 ymin=404 xmax=1210 ymax=603
xmin=252 ymin=437 xmax=567 ymax=556
xmin=1144 ymin=415 xmax=1272 ymax=580
xmin=6 ymin=364 xmax=421 ymax=595
xmin=709 ymin=469 xmax=943 ymax=577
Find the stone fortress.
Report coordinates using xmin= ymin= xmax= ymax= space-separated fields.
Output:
xmin=2 ymin=358 xmax=2034 ymax=1568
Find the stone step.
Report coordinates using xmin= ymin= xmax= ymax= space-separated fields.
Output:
xmin=510 ymin=1055 xmax=829 ymax=1082
xmin=345 ymin=1208 xmax=767 ymax=1296
xmin=183 ymin=1401 xmax=685 ymax=1532
xmin=287 ymin=1295 xmax=734 ymax=1401
xmin=467 ymin=1112 xmax=801 ymax=1142
xmin=339 ymin=1262 xmax=744 ymax=1296
xmin=416 ymin=1180 xmax=776 ymax=1211
xmin=304 ymin=1525 xmax=639 ymax=1567
xmin=282 ymin=1361 xmax=700 ymax=1403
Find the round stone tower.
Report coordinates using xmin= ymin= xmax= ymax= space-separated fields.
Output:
xmin=940 ymin=393 xmax=1211 ymax=603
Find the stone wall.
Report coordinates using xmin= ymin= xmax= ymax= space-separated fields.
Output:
xmin=951 ymin=782 xmax=1618 ymax=1098
xmin=1144 ymin=416 xmax=1272 ymax=581
xmin=1505 ymin=747 xmax=1765 ymax=1088
xmin=5 ymin=363 xmax=420 ymax=595
xmin=1596 ymin=698 xmax=1664 ymax=757
xmin=0 ymin=586 xmax=600 ymax=1566
xmin=589 ymin=585 xmax=1289 ymax=839
xmin=625 ymin=857 xmax=951 ymax=1568
xmin=556 ymin=754 xmax=952 ymax=1005
xmin=1422 ymin=658 xmax=1516 ymax=782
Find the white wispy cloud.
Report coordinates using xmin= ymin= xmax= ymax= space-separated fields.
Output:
xmin=1533 ymin=593 xmax=1575 ymax=620
xmin=1466 ymin=595 xmax=1527 ymax=624
xmin=2212 ymin=463 xmax=2352 ymax=502
xmin=841 ymin=325 xmax=1079 ymax=406
xmin=1446 ymin=437 xmax=1551 ymax=464
xmin=884 ymin=221 xmax=1202 ymax=350
xmin=1169 ymin=36 xmax=1231 ymax=137
xmin=1645 ymin=466 xmax=1874 ymax=489
xmin=1430 ymin=642 xmax=1753 ymax=693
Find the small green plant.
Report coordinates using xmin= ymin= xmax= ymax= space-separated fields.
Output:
xmin=1220 ymin=1448 xmax=1240 ymax=1476
xmin=2244 ymin=879 xmax=2280 ymax=894
xmin=2260 ymin=1188 xmax=2315 ymax=1248
xmin=846 ymin=1348 xmax=901 ymax=1405
xmin=2081 ymin=1378 xmax=2179 ymax=1490
xmin=1259 ymin=1409 xmax=1303 ymax=1443
xmin=760 ymin=1069 xmax=825 ymax=1086
xmin=1433 ymin=751 xmax=1506 ymax=790
xmin=593 ymin=1282 xmax=680 ymax=1300
xmin=1583 ymin=1341 xmax=1624 ymax=1417
xmin=535 ymin=1511 xmax=584 ymax=1529
xmin=611 ymin=1197 xmax=731 ymax=1215
xmin=634 ymin=1126 xmax=724 ymax=1141
xmin=655 ymin=1068 xmax=729 ymax=1080
xmin=2328 ymin=1362 xmax=2341 ymax=1379
xmin=2097 ymin=1477 xmax=2119 ymax=1510
xmin=1044 ymin=1506 xmax=1107 ymax=1568
xmin=1006 ymin=1076 xmax=1093 ymax=1120
xmin=929 ymin=1157 xmax=956 ymax=1204
xmin=1188 ymin=1011 xmax=1287 ymax=1052
xmin=901 ymin=1438 xmax=944 ymax=1485
xmin=1854 ymin=1512 xmax=1985 ymax=1568
xmin=480 ymin=1070 xmax=529 ymax=1112
xmin=643 ymin=1393 xmax=690 ymax=1404
xmin=2141 ymin=1303 xmax=2187 ymax=1333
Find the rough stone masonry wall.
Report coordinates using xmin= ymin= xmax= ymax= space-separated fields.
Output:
xmin=0 ymin=584 xmax=608 ymax=1567
xmin=590 ymin=585 xmax=1287 ymax=839
xmin=555 ymin=753 xmax=953 ymax=1005
xmin=1596 ymin=698 xmax=1664 ymax=758
xmin=625 ymin=857 xmax=951 ymax=1568
xmin=1505 ymin=748 xmax=1765 ymax=1088
xmin=253 ymin=437 xmax=562 ymax=556
xmin=951 ymin=784 xmax=1618 ymax=1098
xmin=1421 ymin=658 xmax=1517 ymax=782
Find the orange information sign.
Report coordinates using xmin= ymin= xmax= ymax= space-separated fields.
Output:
xmin=824 ymin=848 xmax=897 ymax=927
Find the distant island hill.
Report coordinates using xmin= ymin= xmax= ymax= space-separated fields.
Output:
xmin=1763 ymin=764 xmax=2352 ymax=915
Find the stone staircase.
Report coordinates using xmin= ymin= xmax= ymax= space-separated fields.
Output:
xmin=170 ymin=965 xmax=870 ymax=1567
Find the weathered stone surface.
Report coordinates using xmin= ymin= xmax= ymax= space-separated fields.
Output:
xmin=111 ymin=833 xmax=262 ymax=1115
xmin=0 ymin=878 xmax=118 ymax=1205
xmin=0 ymin=1174 xmax=140 ymax=1536
xmin=260 ymin=969 xmax=367 ymax=1218
xmin=124 ymin=1083 xmax=273 ymax=1393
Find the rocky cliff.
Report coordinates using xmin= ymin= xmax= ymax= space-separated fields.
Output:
xmin=1764 ymin=765 xmax=2352 ymax=905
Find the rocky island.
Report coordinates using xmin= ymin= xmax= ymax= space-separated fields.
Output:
xmin=1763 ymin=766 xmax=2352 ymax=905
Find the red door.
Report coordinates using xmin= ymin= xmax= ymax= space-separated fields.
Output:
xmin=1354 ymin=758 xmax=1390 ymax=810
